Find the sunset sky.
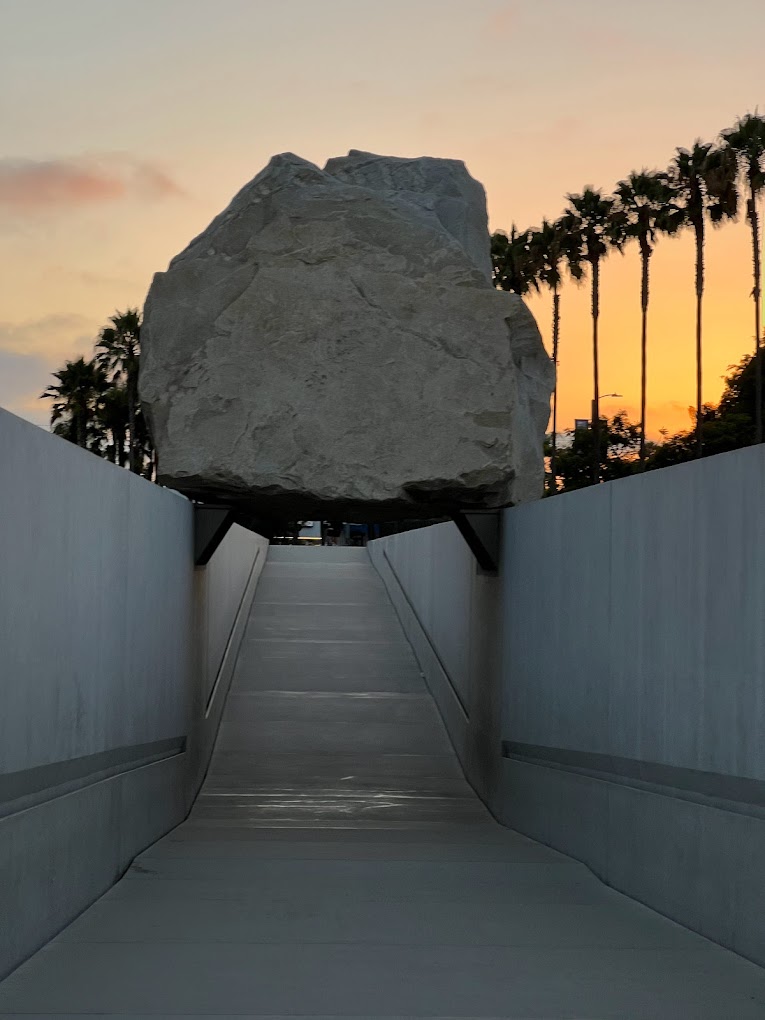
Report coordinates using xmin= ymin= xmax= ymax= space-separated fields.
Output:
xmin=1 ymin=0 xmax=763 ymax=438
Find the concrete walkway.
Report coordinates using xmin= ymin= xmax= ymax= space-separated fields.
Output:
xmin=2 ymin=546 xmax=764 ymax=1018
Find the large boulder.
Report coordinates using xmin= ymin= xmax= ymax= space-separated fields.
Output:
xmin=324 ymin=150 xmax=493 ymax=281
xmin=140 ymin=152 xmax=553 ymax=521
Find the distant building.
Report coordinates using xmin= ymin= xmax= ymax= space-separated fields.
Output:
xmin=547 ymin=431 xmax=575 ymax=450
xmin=298 ymin=521 xmax=322 ymax=542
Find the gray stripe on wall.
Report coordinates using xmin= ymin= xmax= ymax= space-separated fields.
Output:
xmin=0 ymin=737 xmax=186 ymax=816
xmin=382 ymin=548 xmax=468 ymax=717
xmin=502 ymin=741 xmax=765 ymax=815
xmin=205 ymin=544 xmax=263 ymax=717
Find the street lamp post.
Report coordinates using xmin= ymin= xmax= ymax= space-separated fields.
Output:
xmin=591 ymin=393 xmax=622 ymax=483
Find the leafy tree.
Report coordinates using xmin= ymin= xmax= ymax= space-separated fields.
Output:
xmin=717 ymin=344 xmax=765 ymax=425
xmin=96 ymin=308 xmax=142 ymax=472
xmin=553 ymin=412 xmax=641 ymax=492
xmin=528 ymin=218 xmax=583 ymax=492
xmin=667 ymin=142 xmax=738 ymax=457
xmin=648 ymin=349 xmax=765 ymax=468
xmin=721 ymin=113 xmax=765 ymax=444
xmin=648 ymin=408 xmax=750 ymax=467
xmin=539 ymin=346 xmax=765 ymax=494
xmin=562 ymin=188 xmax=624 ymax=484
xmin=615 ymin=170 xmax=676 ymax=465
xmin=41 ymin=357 xmax=109 ymax=450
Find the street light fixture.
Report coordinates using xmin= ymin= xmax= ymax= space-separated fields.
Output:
xmin=591 ymin=393 xmax=622 ymax=426
xmin=590 ymin=392 xmax=623 ymax=486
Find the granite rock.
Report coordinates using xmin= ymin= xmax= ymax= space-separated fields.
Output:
xmin=324 ymin=150 xmax=493 ymax=281
xmin=140 ymin=152 xmax=552 ymax=520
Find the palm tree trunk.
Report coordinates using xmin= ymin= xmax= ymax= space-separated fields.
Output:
xmin=694 ymin=219 xmax=705 ymax=458
xmin=117 ymin=426 xmax=126 ymax=467
xmin=591 ymin=258 xmax=601 ymax=485
xmin=142 ymin=444 xmax=155 ymax=480
xmin=127 ymin=376 xmax=138 ymax=473
xmin=639 ymin=241 xmax=650 ymax=467
xmin=550 ymin=287 xmax=560 ymax=493
xmin=749 ymin=189 xmax=762 ymax=444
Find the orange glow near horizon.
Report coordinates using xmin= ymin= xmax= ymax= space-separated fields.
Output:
xmin=523 ymin=221 xmax=758 ymax=440
xmin=1 ymin=0 xmax=763 ymax=439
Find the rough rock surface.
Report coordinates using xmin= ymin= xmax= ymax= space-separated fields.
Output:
xmin=140 ymin=152 xmax=553 ymax=520
xmin=324 ymin=150 xmax=493 ymax=281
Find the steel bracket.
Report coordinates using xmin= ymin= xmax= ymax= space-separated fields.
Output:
xmin=194 ymin=505 xmax=235 ymax=566
xmin=452 ymin=510 xmax=501 ymax=574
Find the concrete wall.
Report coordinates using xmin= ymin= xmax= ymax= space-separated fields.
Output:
xmin=368 ymin=523 xmax=502 ymax=800
xmin=369 ymin=444 xmax=765 ymax=966
xmin=0 ymin=408 xmax=268 ymax=978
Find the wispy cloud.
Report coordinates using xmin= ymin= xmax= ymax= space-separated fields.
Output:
xmin=0 ymin=314 xmax=95 ymax=359
xmin=485 ymin=1 xmax=516 ymax=38
xmin=45 ymin=264 xmax=143 ymax=293
xmin=0 ymin=155 xmax=182 ymax=213
xmin=0 ymin=350 xmax=60 ymax=425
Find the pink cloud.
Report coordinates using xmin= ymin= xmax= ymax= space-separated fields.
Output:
xmin=0 ymin=313 xmax=95 ymax=359
xmin=486 ymin=2 xmax=516 ymax=37
xmin=0 ymin=156 xmax=182 ymax=212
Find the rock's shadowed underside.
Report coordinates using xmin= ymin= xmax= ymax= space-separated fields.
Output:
xmin=140 ymin=150 xmax=553 ymax=521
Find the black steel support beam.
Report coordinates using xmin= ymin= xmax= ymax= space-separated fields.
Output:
xmin=194 ymin=505 xmax=235 ymax=566
xmin=452 ymin=510 xmax=501 ymax=574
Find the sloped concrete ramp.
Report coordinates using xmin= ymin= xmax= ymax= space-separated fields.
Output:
xmin=1 ymin=547 xmax=764 ymax=1018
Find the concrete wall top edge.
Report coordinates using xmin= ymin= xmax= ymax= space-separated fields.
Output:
xmin=0 ymin=406 xmax=191 ymax=509
xmin=505 ymin=443 xmax=765 ymax=521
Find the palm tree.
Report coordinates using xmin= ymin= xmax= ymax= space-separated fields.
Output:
xmin=615 ymin=170 xmax=676 ymax=466
xmin=563 ymin=188 xmax=623 ymax=484
xmin=41 ymin=357 xmax=108 ymax=450
xmin=528 ymin=219 xmax=583 ymax=492
xmin=96 ymin=308 xmax=142 ymax=472
xmin=97 ymin=384 xmax=130 ymax=466
xmin=668 ymin=142 xmax=738 ymax=457
xmin=721 ymin=113 xmax=765 ymax=444
xmin=491 ymin=226 xmax=539 ymax=296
